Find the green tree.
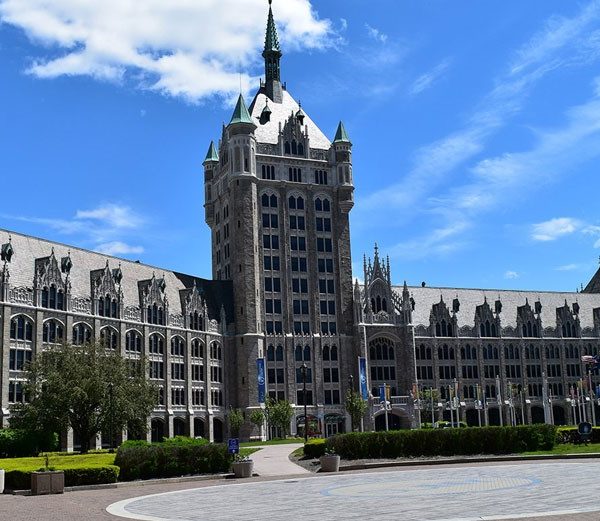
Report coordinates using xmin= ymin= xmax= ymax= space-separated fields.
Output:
xmin=249 ymin=409 xmax=265 ymax=435
xmin=265 ymin=398 xmax=293 ymax=437
xmin=228 ymin=408 xmax=244 ymax=437
xmin=344 ymin=390 xmax=367 ymax=432
xmin=11 ymin=342 xmax=158 ymax=453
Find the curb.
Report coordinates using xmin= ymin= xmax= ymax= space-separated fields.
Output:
xmin=8 ymin=473 xmax=232 ymax=495
xmin=339 ymin=453 xmax=600 ymax=471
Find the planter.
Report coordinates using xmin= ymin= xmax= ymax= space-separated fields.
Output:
xmin=0 ymin=469 xmax=4 ymax=494
xmin=31 ymin=471 xmax=64 ymax=495
xmin=232 ymin=460 xmax=253 ymax=478
xmin=319 ymin=454 xmax=340 ymax=473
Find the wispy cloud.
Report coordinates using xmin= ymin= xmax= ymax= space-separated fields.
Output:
xmin=0 ymin=0 xmax=332 ymax=103
xmin=96 ymin=241 xmax=144 ymax=256
xmin=504 ymin=271 xmax=519 ymax=280
xmin=532 ymin=217 xmax=582 ymax=241
xmin=360 ymin=2 xmax=600 ymax=258
xmin=556 ymin=263 xmax=581 ymax=271
xmin=2 ymin=203 xmax=146 ymax=258
xmin=409 ymin=58 xmax=452 ymax=96
xmin=365 ymin=23 xmax=387 ymax=43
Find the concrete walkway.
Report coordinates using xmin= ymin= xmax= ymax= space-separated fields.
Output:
xmin=247 ymin=443 xmax=309 ymax=477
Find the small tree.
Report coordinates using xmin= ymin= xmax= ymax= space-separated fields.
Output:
xmin=265 ymin=398 xmax=293 ymax=438
xmin=228 ymin=408 xmax=244 ymax=438
xmin=11 ymin=342 xmax=158 ymax=453
xmin=249 ymin=409 xmax=265 ymax=436
xmin=345 ymin=390 xmax=367 ymax=432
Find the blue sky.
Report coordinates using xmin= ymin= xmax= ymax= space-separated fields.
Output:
xmin=2 ymin=0 xmax=600 ymax=291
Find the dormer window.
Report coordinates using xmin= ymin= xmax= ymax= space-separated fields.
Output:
xmin=42 ymin=284 xmax=64 ymax=310
xmin=435 ymin=320 xmax=453 ymax=337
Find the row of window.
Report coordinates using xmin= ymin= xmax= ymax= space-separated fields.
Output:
xmin=261 ymin=194 xmax=332 ymax=213
xmin=266 ymin=344 xmax=339 ymax=362
xmin=260 ymin=165 xmax=330 ymax=186
xmin=432 ymin=319 xmax=580 ymax=338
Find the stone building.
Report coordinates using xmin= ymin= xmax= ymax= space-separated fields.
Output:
xmin=1 ymin=3 xmax=600 ymax=446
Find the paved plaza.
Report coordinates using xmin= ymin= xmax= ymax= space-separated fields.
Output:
xmin=107 ymin=461 xmax=600 ymax=521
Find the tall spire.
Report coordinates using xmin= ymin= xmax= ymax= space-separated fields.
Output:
xmin=262 ymin=0 xmax=283 ymax=103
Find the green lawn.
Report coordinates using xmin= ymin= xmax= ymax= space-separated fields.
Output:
xmin=522 ymin=443 xmax=600 ymax=456
xmin=240 ymin=438 xmax=303 ymax=447
xmin=0 ymin=453 xmax=116 ymax=472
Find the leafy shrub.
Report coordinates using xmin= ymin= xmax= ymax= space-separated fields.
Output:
xmin=4 ymin=466 xmax=119 ymax=491
xmin=0 ymin=429 xmax=58 ymax=458
xmin=119 ymin=439 xmax=150 ymax=449
xmin=556 ymin=426 xmax=600 ymax=444
xmin=115 ymin=441 xmax=231 ymax=481
xmin=304 ymin=438 xmax=326 ymax=458
xmin=327 ymin=425 xmax=557 ymax=460
xmin=160 ymin=436 xmax=208 ymax=446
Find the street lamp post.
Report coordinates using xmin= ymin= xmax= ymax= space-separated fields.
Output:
xmin=107 ymin=382 xmax=114 ymax=452
xmin=301 ymin=363 xmax=308 ymax=443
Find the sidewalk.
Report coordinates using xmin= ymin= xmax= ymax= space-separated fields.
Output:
xmin=247 ymin=443 xmax=310 ymax=477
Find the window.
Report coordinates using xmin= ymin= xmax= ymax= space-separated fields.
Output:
xmin=292 ymin=278 xmax=308 ymax=293
xmin=265 ymin=277 xmax=281 ymax=292
xmin=318 ymin=258 xmax=334 ymax=273
xmin=261 ymin=164 xmax=275 ymax=180
xmin=149 ymin=361 xmax=164 ymax=379
xmin=315 ymin=198 xmax=331 ymax=212
xmin=323 ymin=367 xmax=339 ymax=383
xmin=189 ymin=311 xmax=202 ymax=331
xmin=8 ymin=381 xmax=25 ymax=404
xmin=126 ymin=331 xmax=142 ymax=353
xmin=293 ymin=299 xmax=309 ymax=315
xmin=262 ymin=213 xmax=278 ymax=228
xmin=171 ymin=363 xmax=185 ymax=381
xmin=268 ymin=368 xmax=285 ymax=384
xmin=320 ymin=300 xmax=336 ymax=315
xmin=288 ymin=167 xmax=302 ymax=182
xmin=192 ymin=339 xmax=204 ymax=358
xmin=43 ymin=320 xmax=64 ymax=344
xmin=296 ymin=367 xmax=313 ymax=383
xmin=192 ymin=365 xmax=204 ymax=381
xmin=210 ymin=342 xmax=222 ymax=360
xmin=100 ymin=328 xmax=118 ymax=349
xmin=324 ymin=390 xmax=340 ymax=405
xmin=72 ymin=323 xmax=92 ymax=346
xmin=149 ymin=334 xmax=164 ymax=355
xmin=291 ymin=257 xmax=307 ymax=272
xmin=266 ymin=320 xmax=283 ymax=334
xmin=171 ymin=388 xmax=186 ymax=406
xmin=289 ymin=215 xmax=305 ymax=230
xmin=264 ymin=255 xmax=280 ymax=271
xmin=261 ymin=193 xmax=278 ymax=208
xmin=293 ymin=321 xmax=310 ymax=334
xmin=314 ymin=169 xmax=328 ymax=185
xmin=369 ymin=338 xmax=395 ymax=360
xmin=316 ymin=237 xmax=333 ymax=252
xmin=290 ymin=236 xmax=306 ymax=251
xmin=263 ymin=234 xmax=279 ymax=250
xmin=171 ymin=337 xmax=185 ymax=356
xmin=10 ymin=316 xmax=34 ymax=341
xmin=9 ymin=345 xmax=32 ymax=370
xmin=265 ymin=298 xmax=282 ymax=314
xmin=295 ymin=345 xmax=311 ymax=361
xmin=211 ymin=366 xmax=223 ymax=382
xmin=296 ymin=390 xmax=313 ymax=405
xmin=147 ymin=303 xmax=165 ymax=325
xmin=41 ymin=284 xmax=65 ymax=310
xmin=98 ymin=294 xmax=119 ymax=318
xmin=316 ymin=217 xmax=331 ymax=232
xmin=192 ymin=388 xmax=205 ymax=405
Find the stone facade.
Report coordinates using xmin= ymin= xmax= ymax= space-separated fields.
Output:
xmin=1 ymin=4 xmax=600 ymax=447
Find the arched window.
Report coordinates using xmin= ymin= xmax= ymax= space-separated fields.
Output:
xmin=276 ymin=345 xmax=283 ymax=361
xmin=43 ymin=320 xmax=64 ymax=344
xmin=270 ymin=194 xmax=278 ymax=208
xmin=149 ymin=334 xmax=164 ymax=355
xmin=210 ymin=341 xmax=222 ymax=360
xmin=262 ymin=194 xmax=270 ymax=207
xmin=10 ymin=315 xmax=33 ymax=341
xmin=284 ymin=142 xmax=291 ymax=154
xmin=126 ymin=330 xmax=142 ymax=353
xmin=323 ymin=345 xmax=330 ymax=361
xmin=190 ymin=311 xmax=202 ymax=331
xmin=291 ymin=140 xmax=297 ymax=155
xmin=100 ymin=327 xmax=118 ymax=349
xmin=303 ymin=345 xmax=311 ymax=362
xmin=330 ymin=345 xmax=338 ymax=361
xmin=298 ymin=143 xmax=304 ymax=156
xmin=295 ymin=345 xmax=303 ymax=362
xmin=192 ymin=339 xmax=204 ymax=358
xmin=73 ymin=323 xmax=92 ymax=346
xmin=315 ymin=198 xmax=322 ymax=212
xmin=267 ymin=345 xmax=275 ymax=361
xmin=171 ymin=336 xmax=185 ymax=357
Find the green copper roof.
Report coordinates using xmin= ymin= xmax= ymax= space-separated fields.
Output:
xmin=204 ymin=141 xmax=218 ymax=162
xmin=333 ymin=121 xmax=350 ymax=143
xmin=264 ymin=3 xmax=281 ymax=53
xmin=229 ymin=94 xmax=254 ymax=126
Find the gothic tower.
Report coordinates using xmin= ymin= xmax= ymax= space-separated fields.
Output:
xmin=204 ymin=1 xmax=355 ymax=435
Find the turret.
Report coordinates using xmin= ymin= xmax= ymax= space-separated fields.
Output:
xmin=332 ymin=120 xmax=354 ymax=211
xmin=227 ymin=94 xmax=257 ymax=177
xmin=203 ymin=141 xmax=219 ymax=225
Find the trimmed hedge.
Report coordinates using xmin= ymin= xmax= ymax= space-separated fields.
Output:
xmin=556 ymin=426 xmax=600 ymax=444
xmin=327 ymin=425 xmax=557 ymax=460
xmin=0 ymin=429 xmax=58 ymax=458
xmin=115 ymin=441 xmax=231 ymax=481
xmin=304 ymin=438 xmax=326 ymax=458
xmin=5 ymin=466 xmax=119 ymax=491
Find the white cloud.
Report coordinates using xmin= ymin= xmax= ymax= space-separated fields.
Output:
xmin=340 ymin=18 xmax=348 ymax=31
xmin=409 ymin=58 xmax=452 ymax=96
xmin=531 ymin=217 xmax=582 ymax=241
xmin=504 ymin=271 xmax=519 ymax=279
xmin=365 ymin=23 xmax=387 ymax=43
xmin=0 ymin=0 xmax=332 ymax=102
xmin=556 ymin=263 xmax=581 ymax=271
xmin=95 ymin=241 xmax=144 ymax=256
xmin=359 ymin=1 xmax=600 ymax=221
xmin=389 ymin=220 xmax=471 ymax=260
xmin=76 ymin=204 xmax=143 ymax=229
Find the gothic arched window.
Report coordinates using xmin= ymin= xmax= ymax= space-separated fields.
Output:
xmin=43 ymin=319 xmax=64 ymax=344
xmin=171 ymin=336 xmax=185 ymax=357
xmin=149 ymin=334 xmax=164 ymax=355
xmin=10 ymin=315 xmax=33 ymax=341
xmin=126 ymin=330 xmax=142 ymax=353
xmin=73 ymin=323 xmax=92 ymax=346
xmin=100 ymin=327 xmax=118 ymax=349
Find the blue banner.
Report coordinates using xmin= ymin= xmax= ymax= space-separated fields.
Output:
xmin=257 ymin=358 xmax=266 ymax=404
xmin=379 ymin=384 xmax=386 ymax=403
xmin=359 ymin=357 xmax=369 ymax=400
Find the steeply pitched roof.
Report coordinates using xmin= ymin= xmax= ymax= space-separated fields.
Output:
xmin=229 ymin=94 xmax=254 ymax=126
xmin=333 ymin=121 xmax=350 ymax=143
xmin=248 ymin=90 xmax=331 ymax=150
xmin=204 ymin=141 xmax=219 ymax=163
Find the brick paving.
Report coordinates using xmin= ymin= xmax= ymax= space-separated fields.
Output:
xmin=2 ymin=460 xmax=600 ymax=521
